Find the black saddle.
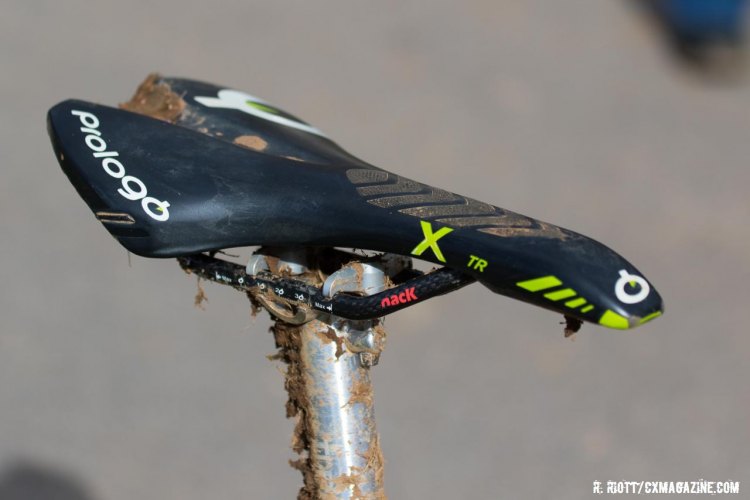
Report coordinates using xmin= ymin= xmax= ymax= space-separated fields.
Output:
xmin=48 ymin=75 xmax=663 ymax=330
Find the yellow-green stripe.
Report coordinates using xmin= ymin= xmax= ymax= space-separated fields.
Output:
xmin=516 ymin=275 xmax=562 ymax=292
xmin=639 ymin=311 xmax=662 ymax=324
xmin=565 ymin=298 xmax=587 ymax=309
xmin=599 ymin=310 xmax=630 ymax=330
xmin=581 ymin=305 xmax=594 ymax=313
xmin=247 ymin=101 xmax=279 ymax=114
xmin=544 ymin=288 xmax=577 ymax=301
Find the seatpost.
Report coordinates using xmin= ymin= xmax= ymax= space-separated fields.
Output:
xmin=250 ymin=249 xmax=403 ymax=499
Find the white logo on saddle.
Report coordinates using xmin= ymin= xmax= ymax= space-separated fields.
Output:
xmin=194 ymin=89 xmax=327 ymax=137
xmin=614 ymin=269 xmax=650 ymax=304
xmin=71 ymin=110 xmax=171 ymax=222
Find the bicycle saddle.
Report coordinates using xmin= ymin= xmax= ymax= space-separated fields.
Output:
xmin=48 ymin=75 xmax=663 ymax=330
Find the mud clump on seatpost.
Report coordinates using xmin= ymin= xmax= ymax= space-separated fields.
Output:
xmin=255 ymin=251 xmax=388 ymax=498
xmin=179 ymin=250 xmax=391 ymax=497
xmin=269 ymin=321 xmax=319 ymax=500
xmin=273 ymin=317 xmax=386 ymax=500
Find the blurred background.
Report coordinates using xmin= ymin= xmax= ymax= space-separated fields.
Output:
xmin=1 ymin=1 xmax=748 ymax=498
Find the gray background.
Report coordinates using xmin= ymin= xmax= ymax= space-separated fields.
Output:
xmin=1 ymin=1 xmax=748 ymax=498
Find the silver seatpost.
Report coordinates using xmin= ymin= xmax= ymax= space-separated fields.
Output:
xmin=249 ymin=250 xmax=405 ymax=499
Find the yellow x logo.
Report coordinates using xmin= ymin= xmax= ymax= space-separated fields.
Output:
xmin=411 ymin=221 xmax=453 ymax=262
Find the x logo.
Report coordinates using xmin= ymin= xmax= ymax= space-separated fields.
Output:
xmin=411 ymin=221 xmax=453 ymax=262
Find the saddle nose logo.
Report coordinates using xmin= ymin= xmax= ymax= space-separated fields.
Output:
xmin=615 ymin=270 xmax=650 ymax=304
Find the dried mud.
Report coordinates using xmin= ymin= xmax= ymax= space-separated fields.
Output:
xmin=478 ymin=220 xmax=569 ymax=240
xmin=318 ymin=327 xmax=346 ymax=359
xmin=331 ymin=434 xmax=386 ymax=500
xmin=245 ymin=290 xmax=264 ymax=318
xmin=238 ymin=251 xmax=388 ymax=498
xmin=193 ymin=278 xmax=208 ymax=309
xmin=360 ymin=435 xmax=386 ymax=498
xmin=563 ymin=315 xmax=583 ymax=338
xmin=346 ymin=378 xmax=374 ymax=407
xmin=268 ymin=317 xmax=386 ymax=499
xmin=271 ymin=321 xmax=319 ymax=500
xmin=119 ymin=73 xmax=185 ymax=122
xmin=234 ymin=135 xmax=268 ymax=151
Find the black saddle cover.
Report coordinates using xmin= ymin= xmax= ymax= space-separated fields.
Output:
xmin=48 ymin=75 xmax=663 ymax=330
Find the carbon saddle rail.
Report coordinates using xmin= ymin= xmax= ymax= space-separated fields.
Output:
xmin=47 ymin=75 xmax=663 ymax=330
